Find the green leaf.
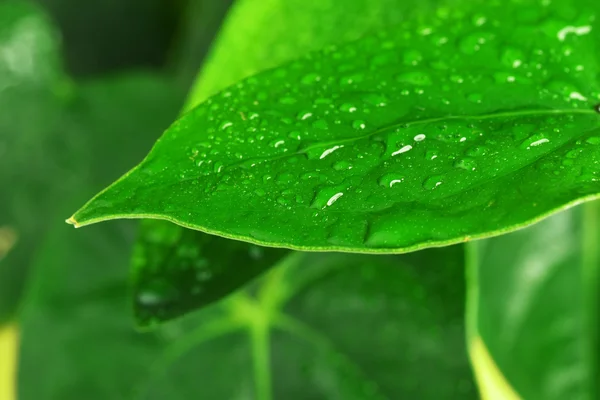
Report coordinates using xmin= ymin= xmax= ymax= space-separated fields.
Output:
xmin=132 ymin=0 xmax=442 ymax=324
xmin=0 ymin=0 xmax=71 ymax=324
xmin=70 ymin=2 xmax=600 ymax=252
xmin=20 ymin=222 xmax=475 ymax=398
xmin=132 ymin=220 xmax=289 ymax=325
xmin=183 ymin=0 xmax=438 ymax=110
xmin=466 ymin=202 xmax=600 ymax=399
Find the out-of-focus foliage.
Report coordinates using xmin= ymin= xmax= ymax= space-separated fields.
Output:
xmin=468 ymin=203 xmax=600 ymax=400
xmin=0 ymin=0 xmax=72 ymax=324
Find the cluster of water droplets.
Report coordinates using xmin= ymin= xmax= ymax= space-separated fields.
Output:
xmin=138 ymin=5 xmax=600 ymax=248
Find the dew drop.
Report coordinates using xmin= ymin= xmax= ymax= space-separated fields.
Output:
xmin=467 ymin=93 xmax=482 ymax=103
xmin=301 ymin=172 xmax=321 ymax=180
xmin=352 ymin=120 xmax=367 ymax=130
xmin=362 ymin=93 xmax=388 ymax=107
xmin=220 ymin=121 xmax=233 ymax=130
xmin=403 ymin=49 xmax=423 ymax=65
xmin=277 ymin=197 xmax=290 ymax=206
xmin=569 ymin=91 xmax=587 ymax=101
xmin=297 ymin=111 xmax=313 ymax=120
xmin=320 ymin=145 xmax=342 ymax=159
xmin=288 ymin=131 xmax=302 ymax=140
xmin=521 ymin=133 xmax=550 ymax=149
xmin=425 ymin=149 xmax=438 ymax=160
xmin=339 ymin=103 xmax=358 ymax=112
xmin=414 ymin=134 xmax=426 ymax=141
xmin=379 ymin=173 xmax=404 ymax=187
xmin=454 ymin=157 xmax=477 ymax=171
xmin=339 ymin=73 xmax=364 ymax=85
xmin=301 ymin=73 xmax=321 ymax=84
xmin=557 ymin=25 xmax=591 ymax=42
xmin=501 ymin=47 xmax=524 ymax=69
xmin=326 ymin=192 xmax=344 ymax=206
xmin=586 ymin=136 xmax=600 ymax=145
xmin=466 ymin=145 xmax=489 ymax=157
xmin=311 ymin=187 xmax=346 ymax=209
xmin=213 ymin=162 xmax=224 ymax=173
xmin=423 ymin=175 xmax=443 ymax=190
xmin=392 ymin=144 xmax=413 ymax=156
xmin=565 ymin=148 xmax=583 ymax=159
xmin=262 ymin=174 xmax=273 ymax=183
xmin=271 ymin=139 xmax=285 ymax=148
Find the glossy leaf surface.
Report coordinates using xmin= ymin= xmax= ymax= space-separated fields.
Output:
xmin=21 ymin=222 xmax=475 ymax=399
xmin=467 ymin=203 xmax=600 ymax=399
xmin=71 ymin=2 xmax=600 ymax=252
xmin=132 ymin=0 xmax=439 ymax=324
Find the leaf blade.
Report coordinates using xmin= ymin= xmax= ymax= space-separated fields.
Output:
xmin=70 ymin=3 xmax=600 ymax=252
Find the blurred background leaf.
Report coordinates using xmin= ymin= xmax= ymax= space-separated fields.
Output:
xmin=0 ymin=0 xmax=73 ymax=325
xmin=20 ymin=225 xmax=475 ymax=398
xmin=467 ymin=203 xmax=600 ymax=399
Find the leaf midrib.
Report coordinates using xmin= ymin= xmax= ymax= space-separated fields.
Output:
xmin=203 ymin=107 xmax=598 ymax=172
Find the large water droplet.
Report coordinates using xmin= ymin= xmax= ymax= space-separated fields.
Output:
xmin=320 ymin=145 xmax=343 ymax=159
xmin=454 ymin=157 xmax=477 ymax=171
xmin=301 ymin=73 xmax=321 ymax=84
xmin=521 ymin=133 xmax=550 ymax=149
xmin=362 ymin=93 xmax=388 ymax=107
xmin=392 ymin=144 xmax=413 ymax=156
xmin=425 ymin=149 xmax=439 ymax=160
xmin=339 ymin=103 xmax=358 ymax=112
xmin=311 ymin=187 xmax=346 ymax=209
xmin=219 ymin=121 xmax=233 ymax=130
xmin=352 ymin=120 xmax=367 ymax=129
xmin=379 ymin=173 xmax=404 ymax=187
xmin=466 ymin=145 xmax=489 ymax=157
xmin=586 ymin=136 xmax=600 ymax=145
xmin=297 ymin=111 xmax=313 ymax=120
xmin=423 ymin=175 xmax=443 ymax=190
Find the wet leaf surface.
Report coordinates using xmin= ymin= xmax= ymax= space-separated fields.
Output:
xmin=71 ymin=1 xmax=600 ymax=252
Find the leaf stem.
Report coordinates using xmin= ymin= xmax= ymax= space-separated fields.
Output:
xmin=250 ymin=318 xmax=272 ymax=400
xmin=464 ymin=241 xmax=479 ymax=341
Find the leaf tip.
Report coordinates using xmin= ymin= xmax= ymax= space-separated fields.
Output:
xmin=65 ymin=216 xmax=80 ymax=228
